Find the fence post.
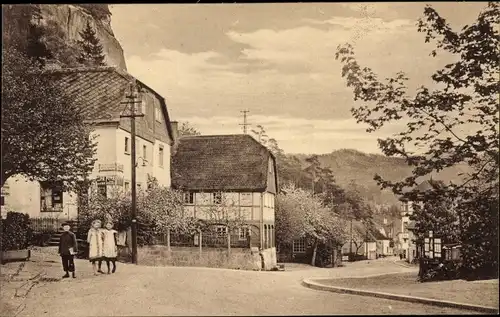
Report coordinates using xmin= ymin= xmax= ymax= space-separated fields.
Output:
xmin=227 ymin=228 xmax=231 ymax=256
xmin=198 ymin=229 xmax=202 ymax=259
xmin=166 ymin=228 xmax=171 ymax=253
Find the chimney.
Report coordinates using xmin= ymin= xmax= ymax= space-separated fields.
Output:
xmin=170 ymin=121 xmax=179 ymax=144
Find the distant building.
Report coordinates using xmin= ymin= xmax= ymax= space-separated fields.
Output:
xmin=1 ymin=67 xmax=175 ymax=220
xmin=398 ymin=179 xmax=446 ymax=263
xmin=171 ymin=134 xmax=278 ymax=269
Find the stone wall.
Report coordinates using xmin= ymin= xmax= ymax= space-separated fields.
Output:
xmin=137 ymin=245 xmax=261 ymax=271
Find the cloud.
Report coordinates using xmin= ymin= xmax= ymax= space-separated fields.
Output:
xmin=175 ymin=115 xmax=409 ymax=154
xmin=120 ymin=8 xmax=465 ymax=154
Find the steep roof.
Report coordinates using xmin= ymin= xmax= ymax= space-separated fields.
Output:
xmin=400 ymin=179 xmax=446 ymax=201
xmin=171 ymin=134 xmax=277 ymax=192
xmin=39 ymin=66 xmax=175 ymax=142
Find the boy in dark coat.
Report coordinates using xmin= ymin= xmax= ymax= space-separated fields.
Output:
xmin=58 ymin=222 xmax=78 ymax=278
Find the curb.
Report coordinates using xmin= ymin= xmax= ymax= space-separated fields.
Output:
xmin=393 ymin=260 xmax=415 ymax=269
xmin=302 ymin=278 xmax=499 ymax=314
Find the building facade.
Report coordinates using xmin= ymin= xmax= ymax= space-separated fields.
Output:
xmin=1 ymin=67 xmax=175 ymax=220
xmin=171 ymin=134 xmax=278 ymax=252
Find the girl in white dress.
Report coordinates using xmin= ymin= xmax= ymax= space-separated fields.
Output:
xmin=102 ymin=221 xmax=118 ymax=274
xmin=87 ymin=219 xmax=104 ymax=275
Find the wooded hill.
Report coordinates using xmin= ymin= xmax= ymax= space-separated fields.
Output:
xmin=292 ymin=149 xmax=471 ymax=206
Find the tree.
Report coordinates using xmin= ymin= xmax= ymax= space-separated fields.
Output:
xmin=276 ymin=184 xmax=347 ymax=266
xmin=202 ymin=192 xmax=248 ymax=253
xmin=304 ymin=155 xmax=322 ymax=193
xmin=408 ymin=183 xmax=459 ymax=244
xmin=78 ymin=182 xmax=191 ymax=246
xmin=251 ymin=125 xmax=269 ymax=147
xmin=335 ymin=3 xmax=499 ymax=279
xmin=143 ymin=177 xmax=194 ymax=235
xmin=76 ymin=20 xmax=106 ymax=66
xmin=1 ymin=47 xmax=97 ymax=190
xmin=177 ymin=121 xmax=201 ymax=137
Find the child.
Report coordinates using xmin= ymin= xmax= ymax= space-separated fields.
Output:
xmin=58 ymin=222 xmax=78 ymax=279
xmin=87 ymin=219 xmax=104 ymax=275
xmin=102 ymin=221 xmax=118 ymax=274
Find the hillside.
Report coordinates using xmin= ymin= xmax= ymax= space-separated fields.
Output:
xmin=292 ymin=149 xmax=472 ymax=205
xmin=3 ymin=4 xmax=126 ymax=70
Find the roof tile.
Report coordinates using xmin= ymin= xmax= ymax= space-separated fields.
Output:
xmin=171 ymin=135 xmax=273 ymax=192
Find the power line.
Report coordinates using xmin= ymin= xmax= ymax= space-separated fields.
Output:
xmin=239 ymin=110 xmax=250 ymax=134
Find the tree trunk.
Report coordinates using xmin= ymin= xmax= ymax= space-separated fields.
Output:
xmin=332 ymin=245 xmax=337 ymax=267
xmin=166 ymin=228 xmax=171 ymax=253
xmin=198 ymin=229 xmax=202 ymax=259
xmin=311 ymin=238 xmax=318 ymax=266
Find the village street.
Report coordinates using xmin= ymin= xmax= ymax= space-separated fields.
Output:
xmin=10 ymin=252 xmax=475 ymax=316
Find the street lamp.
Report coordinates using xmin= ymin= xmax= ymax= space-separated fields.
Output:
xmin=120 ymin=82 xmax=144 ymax=264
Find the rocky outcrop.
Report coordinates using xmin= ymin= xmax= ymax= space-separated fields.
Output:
xmin=38 ymin=4 xmax=126 ymax=70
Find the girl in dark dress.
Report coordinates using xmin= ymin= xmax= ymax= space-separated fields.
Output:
xmin=58 ymin=222 xmax=78 ymax=278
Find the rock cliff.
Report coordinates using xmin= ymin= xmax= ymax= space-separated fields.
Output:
xmin=38 ymin=4 xmax=127 ymax=70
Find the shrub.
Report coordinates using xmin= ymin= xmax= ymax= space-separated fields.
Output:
xmin=0 ymin=212 xmax=32 ymax=251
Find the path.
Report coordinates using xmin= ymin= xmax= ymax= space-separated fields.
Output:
xmin=9 ymin=251 xmax=478 ymax=315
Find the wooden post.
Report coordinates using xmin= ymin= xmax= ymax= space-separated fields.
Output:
xmin=227 ymin=227 xmax=231 ymax=256
xmin=198 ymin=229 xmax=202 ymax=259
xmin=166 ymin=228 xmax=171 ymax=253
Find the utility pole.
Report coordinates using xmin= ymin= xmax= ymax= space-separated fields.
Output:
xmin=239 ymin=110 xmax=250 ymax=134
xmin=120 ymin=82 xmax=144 ymax=265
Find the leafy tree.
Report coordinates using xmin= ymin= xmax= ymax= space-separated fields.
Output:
xmin=201 ymin=192 xmax=248 ymax=253
xmin=251 ymin=125 xmax=269 ymax=147
xmin=1 ymin=47 xmax=97 ymax=190
xmin=142 ymin=179 xmax=195 ymax=236
xmin=78 ymin=182 xmax=191 ymax=246
xmin=336 ymin=3 xmax=499 ymax=279
xmin=178 ymin=121 xmax=201 ymax=137
xmin=76 ymin=20 xmax=106 ymax=66
xmin=41 ymin=20 xmax=81 ymax=67
xmin=276 ymin=184 xmax=347 ymax=266
xmin=304 ymin=155 xmax=322 ymax=193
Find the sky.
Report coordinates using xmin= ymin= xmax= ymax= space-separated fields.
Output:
xmin=109 ymin=2 xmax=486 ymax=155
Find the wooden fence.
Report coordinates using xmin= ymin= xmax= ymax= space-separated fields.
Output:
xmin=29 ymin=218 xmax=77 ymax=233
xmin=155 ymin=230 xmax=250 ymax=249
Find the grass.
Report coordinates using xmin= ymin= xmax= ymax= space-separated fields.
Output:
xmin=315 ymin=272 xmax=499 ymax=308
xmin=138 ymin=245 xmax=259 ymax=271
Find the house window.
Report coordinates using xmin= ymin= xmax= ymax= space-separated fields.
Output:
xmin=240 ymin=193 xmax=252 ymax=206
xmin=293 ymin=237 xmax=306 ymax=254
xmin=158 ymin=145 xmax=164 ymax=167
xmin=124 ymin=182 xmax=130 ymax=192
xmin=155 ymin=108 xmax=162 ymax=123
xmin=434 ymin=238 xmax=442 ymax=258
xmin=141 ymin=99 xmax=146 ymax=115
xmin=184 ymin=192 xmax=194 ymax=204
xmin=264 ymin=225 xmax=268 ymax=249
xmin=97 ymin=183 xmax=107 ymax=197
xmin=215 ymin=226 xmax=227 ymax=237
xmin=238 ymin=227 xmax=248 ymax=240
xmin=1 ymin=183 xmax=8 ymax=206
xmin=125 ymin=137 xmax=130 ymax=154
xmin=40 ymin=181 xmax=63 ymax=211
xmin=143 ymin=144 xmax=147 ymax=160
xmin=213 ymin=192 xmax=222 ymax=205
